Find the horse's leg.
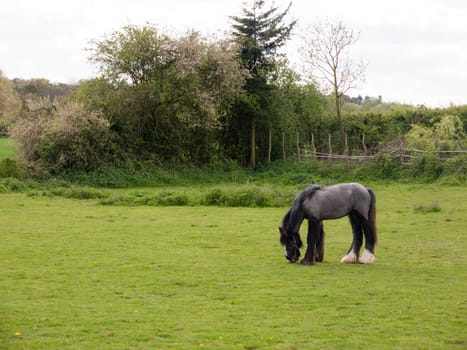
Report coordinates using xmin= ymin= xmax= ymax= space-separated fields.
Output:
xmin=360 ymin=217 xmax=377 ymax=264
xmin=315 ymin=222 xmax=325 ymax=262
xmin=340 ymin=212 xmax=363 ymax=263
xmin=301 ymin=219 xmax=320 ymax=265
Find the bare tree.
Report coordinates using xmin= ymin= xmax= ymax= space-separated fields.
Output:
xmin=300 ymin=20 xmax=366 ymax=152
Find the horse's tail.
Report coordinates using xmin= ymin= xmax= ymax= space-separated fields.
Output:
xmin=367 ymin=189 xmax=378 ymax=246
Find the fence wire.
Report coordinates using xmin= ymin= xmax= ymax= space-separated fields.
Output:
xmin=300 ymin=148 xmax=467 ymax=163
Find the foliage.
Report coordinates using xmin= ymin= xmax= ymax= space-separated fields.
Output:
xmin=9 ymin=98 xmax=115 ymax=176
xmin=0 ymin=158 xmax=21 ymax=178
xmin=0 ymin=177 xmax=34 ymax=192
xmin=55 ymin=154 xmax=467 ymax=191
xmin=99 ymin=186 xmax=275 ymax=207
xmin=2 ymin=18 xmax=466 ymax=176
xmin=406 ymin=152 xmax=443 ymax=181
xmin=405 ymin=114 xmax=465 ymax=152
xmin=0 ymin=71 xmax=22 ymax=134
xmin=300 ymin=19 xmax=366 ymax=152
xmin=201 ymin=185 xmax=293 ymax=207
xmin=373 ymin=154 xmax=401 ymax=180
xmin=0 ymin=137 xmax=16 ymax=159
xmin=227 ymin=0 xmax=296 ymax=166
xmin=100 ymin=185 xmax=295 ymax=208
xmin=442 ymin=153 xmax=467 ymax=182
xmin=83 ymin=25 xmax=246 ymax=163
xmin=435 ymin=114 xmax=465 ymax=150
xmin=231 ymin=1 xmax=296 ymax=76
xmin=13 ymin=78 xmax=77 ymax=101
xmin=0 ymin=153 xmax=466 ymax=206
xmin=29 ymin=186 xmax=109 ymax=200
xmin=337 ymin=105 xmax=467 ymax=155
xmin=63 ymin=161 xmax=176 ymax=188
xmin=405 ymin=124 xmax=435 ymax=150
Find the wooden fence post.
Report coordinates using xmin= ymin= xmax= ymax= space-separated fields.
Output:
xmin=327 ymin=133 xmax=333 ymax=165
xmin=344 ymin=133 xmax=349 ymax=165
xmin=311 ymin=132 xmax=317 ymax=160
xmin=344 ymin=133 xmax=349 ymax=156
xmin=362 ymin=133 xmax=368 ymax=155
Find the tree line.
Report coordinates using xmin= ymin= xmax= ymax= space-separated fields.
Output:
xmin=0 ymin=0 xmax=466 ymax=176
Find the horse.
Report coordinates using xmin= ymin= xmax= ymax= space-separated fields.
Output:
xmin=278 ymin=183 xmax=377 ymax=265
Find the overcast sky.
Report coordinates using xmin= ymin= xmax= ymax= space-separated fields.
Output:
xmin=1 ymin=0 xmax=466 ymax=107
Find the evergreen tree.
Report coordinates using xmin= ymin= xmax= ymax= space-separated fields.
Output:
xmin=226 ymin=0 xmax=296 ymax=166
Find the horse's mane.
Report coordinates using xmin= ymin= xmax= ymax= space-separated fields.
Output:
xmin=282 ymin=184 xmax=321 ymax=233
xmin=297 ymin=184 xmax=321 ymax=203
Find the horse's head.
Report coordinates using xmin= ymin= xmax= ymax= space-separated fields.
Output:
xmin=278 ymin=227 xmax=302 ymax=263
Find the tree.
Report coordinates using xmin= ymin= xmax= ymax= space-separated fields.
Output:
xmin=0 ymin=70 xmax=22 ymax=135
xmin=229 ymin=0 xmax=296 ymax=166
xmin=13 ymin=78 xmax=76 ymax=101
xmin=300 ymin=20 xmax=366 ymax=152
xmin=435 ymin=115 xmax=465 ymax=150
xmin=85 ymin=25 xmax=245 ymax=163
xmin=10 ymin=98 xmax=113 ymax=175
xmin=265 ymin=59 xmax=327 ymax=160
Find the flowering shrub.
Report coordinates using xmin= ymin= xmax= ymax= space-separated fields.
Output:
xmin=10 ymin=99 xmax=115 ymax=175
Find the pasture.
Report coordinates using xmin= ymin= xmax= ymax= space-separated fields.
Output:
xmin=0 ymin=137 xmax=16 ymax=159
xmin=1 ymin=184 xmax=466 ymax=349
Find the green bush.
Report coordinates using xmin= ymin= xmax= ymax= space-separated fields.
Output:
xmin=374 ymin=154 xmax=400 ymax=180
xmin=202 ymin=188 xmax=225 ymax=206
xmin=0 ymin=158 xmax=21 ymax=178
xmin=10 ymin=100 xmax=116 ymax=176
xmin=442 ymin=153 xmax=467 ymax=177
xmin=49 ymin=187 xmax=109 ymax=200
xmin=200 ymin=185 xmax=295 ymax=207
xmin=154 ymin=191 xmax=189 ymax=206
xmin=226 ymin=187 xmax=266 ymax=207
xmin=98 ymin=185 xmax=296 ymax=208
xmin=438 ymin=153 xmax=467 ymax=185
xmin=407 ymin=152 xmax=443 ymax=181
xmin=64 ymin=162 xmax=176 ymax=188
xmin=0 ymin=177 xmax=35 ymax=192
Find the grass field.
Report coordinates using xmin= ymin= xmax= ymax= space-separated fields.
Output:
xmin=1 ymin=184 xmax=466 ymax=349
xmin=0 ymin=137 xmax=16 ymax=159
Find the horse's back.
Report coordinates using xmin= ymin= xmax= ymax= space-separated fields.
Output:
xmin=303 ymin=182 xmax=371 ymax=220
xmin=346 ymin=183 xmax=372 ymax=219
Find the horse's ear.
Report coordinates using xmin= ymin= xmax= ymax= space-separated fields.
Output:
xmin=278 ymin=227 xmax=282 ymax=235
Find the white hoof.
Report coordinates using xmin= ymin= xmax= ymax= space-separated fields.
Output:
xmin=340 ymin=252 xmax=358 ymax=263
xmin=359 ymin=249 xmax=376 ymax=264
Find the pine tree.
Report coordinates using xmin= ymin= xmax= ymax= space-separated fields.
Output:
xmin=228 ymin=0 xmax=296 ymax=166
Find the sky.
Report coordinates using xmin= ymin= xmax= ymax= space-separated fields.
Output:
xmin=1 ymin=0 xmax=466 ymax=107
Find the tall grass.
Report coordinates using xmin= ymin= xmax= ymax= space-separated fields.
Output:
xmin=99 ymin=185 xmax=295 ymax=208
xmin=62 ymin=157 xmax=466 ymax=189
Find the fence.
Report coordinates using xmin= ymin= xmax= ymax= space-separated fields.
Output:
xmin=291 ymin=132 xmax=466 ymax=165
xmin=298 ymin=148 xmax=467 ymax=165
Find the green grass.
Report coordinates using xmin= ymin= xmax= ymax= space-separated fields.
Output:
xmin=0 ymin=137 xmax=16 ymax=159
xmin=1 ymin=184 xmax=466 ymax=349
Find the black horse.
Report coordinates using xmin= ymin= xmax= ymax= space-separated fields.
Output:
xmin=279 ymin=183 xmax=377 ymax=265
